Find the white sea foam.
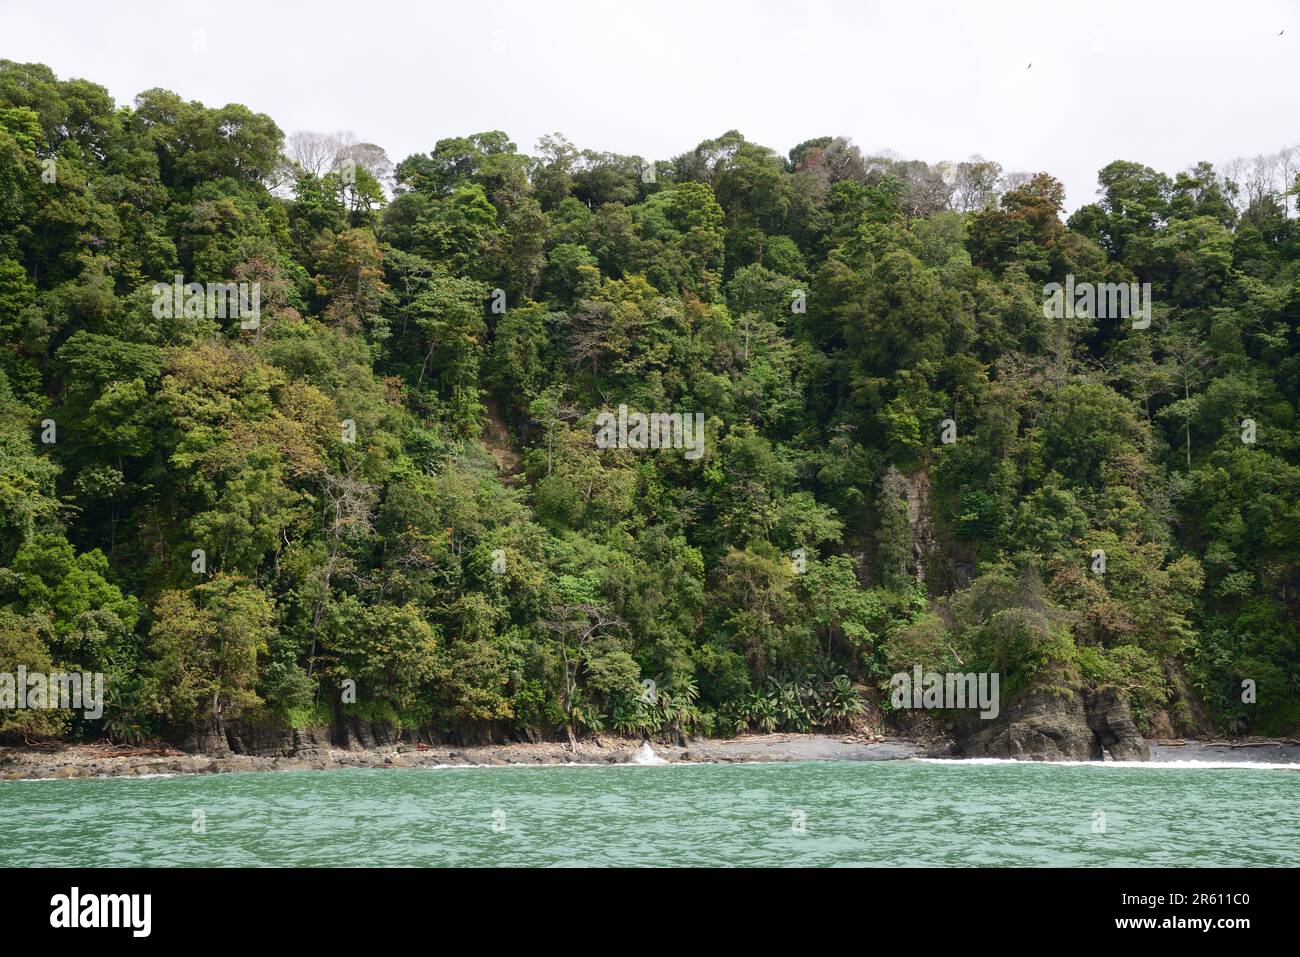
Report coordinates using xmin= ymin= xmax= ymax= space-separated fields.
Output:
xmin=419 ymin=762 xmax=613 ymax=770
xmin=917 ymin=757 xmax=1300 ymax=770
xmin=13 ymin=772 xmax=179 ymax=783
xmin=626 ymin=741 xmax=670 ymax=765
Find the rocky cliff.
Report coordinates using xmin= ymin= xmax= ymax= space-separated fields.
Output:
xmin=180 ymin=714 xmax=516 ymax=758
xmin=952 ymin=680 xmax=1149 ymax=761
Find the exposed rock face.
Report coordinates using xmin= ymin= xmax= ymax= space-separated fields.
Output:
xmin=901 ymin=469 xmax=937 ymax=585
xmin=334 ymin=715 xmax=402 ymax=751
xmin=182 ymin=717 xmax=371 ymax=757
xmin=1084 ymin=687 xmax=1148 ymax=761
xmin=954 ymin=682 xmax=1149 ymax=761
xmin=181 ymin=726 xmax=230 ymax=755
xmin=177 ymin=716 xmax=517 ymax=758
xmin=294 ymin=726 xmax=331 ymax=754
xmin=224 ymin=718 xmax=298 ymax=757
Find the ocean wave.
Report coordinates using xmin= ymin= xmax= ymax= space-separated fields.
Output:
xmin=917 ymin=757 xmax=1300 ymax=770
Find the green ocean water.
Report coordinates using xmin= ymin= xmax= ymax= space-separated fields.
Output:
xmin=1 ymin=760 xmax=1296 ymax=867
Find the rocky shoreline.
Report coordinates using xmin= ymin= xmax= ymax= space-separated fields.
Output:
xmin=3 ymin=732 xmax=1299 ymax=780
xmin=0 ymin=733 xmax=927 ymax=780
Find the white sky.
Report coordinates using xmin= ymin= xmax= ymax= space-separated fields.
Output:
xmin=2 ymin=0 xmax=1297 ymax=210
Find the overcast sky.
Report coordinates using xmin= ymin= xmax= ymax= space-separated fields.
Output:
xmin=2 ymin=0 xmax=1297 ymax=209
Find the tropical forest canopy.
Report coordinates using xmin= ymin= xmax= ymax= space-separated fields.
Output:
xmin=1 ymin=60 xmax=1298 ymax=744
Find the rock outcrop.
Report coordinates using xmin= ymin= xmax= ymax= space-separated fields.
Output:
xmin=953 ymin=680 xmax=1148 ymax=761
xmin=1084 ymin=686 xmax=1148 ymax=761
xmin=173 ymin=715 xmax=521 ymax=759
xmin=180 ymin=726 xmax=230 ymax=755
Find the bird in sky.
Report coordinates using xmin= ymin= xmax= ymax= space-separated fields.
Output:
xmin=1027 ymin=62 xmax=1032 ymax=69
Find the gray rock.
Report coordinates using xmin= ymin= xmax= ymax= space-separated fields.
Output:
xmin=955 ymin=679 xmax=1149 ymax=761
xmin=1085 ymin=687 xmax=1149 ymax=761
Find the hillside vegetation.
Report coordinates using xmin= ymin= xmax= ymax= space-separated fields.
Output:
xmin=1 ymin=61 xmax=1298 ymax=745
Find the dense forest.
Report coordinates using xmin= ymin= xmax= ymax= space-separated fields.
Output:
xmin=1 ymin=60 xmax=1297 ymax=748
